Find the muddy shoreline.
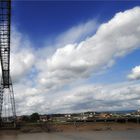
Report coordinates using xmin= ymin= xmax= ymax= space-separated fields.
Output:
xmin=0 ymin=122 xmax=140 ymax=134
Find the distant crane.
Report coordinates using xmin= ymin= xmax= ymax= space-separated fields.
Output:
xmin=0 ymin=0 xmax=16 ymax=127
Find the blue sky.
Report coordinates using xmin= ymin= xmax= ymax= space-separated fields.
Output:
xmin=12 ymin=1 xmax=140 ymax=84
xmin=8 ymin=1 xmax=140 ymax=114
xmin=12 ymin=1 xmax=140 ymax=46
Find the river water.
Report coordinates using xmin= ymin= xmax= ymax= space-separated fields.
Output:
xmin=0 ymin=130 xmax=140 ymax=140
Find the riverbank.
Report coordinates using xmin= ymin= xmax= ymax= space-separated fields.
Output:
xmin=50 ymin=122 xmax=140 ymax=132
xmin=1 ymin=122 xmax=140 ymax=134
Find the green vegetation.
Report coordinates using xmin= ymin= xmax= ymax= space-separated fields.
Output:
xmin=20 ymin=113 xmax=40 ymax=123
xmin=30 ymin=113 xmax=40 ymax=122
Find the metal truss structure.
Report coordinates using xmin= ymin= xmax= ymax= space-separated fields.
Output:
xmin=0 ymin=0 xmax=16 ymax=125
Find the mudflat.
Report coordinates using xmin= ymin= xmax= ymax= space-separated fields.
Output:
xmin=0 ymin=122 xmax=140 ymax=134
xmin=50 ymin=122 xmax=140 ymax=132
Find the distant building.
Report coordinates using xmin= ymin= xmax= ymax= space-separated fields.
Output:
xmin=98 ymin=113 xmax=112 ymax=119
xmin=39 ymin=115 xmax=48 ymax=122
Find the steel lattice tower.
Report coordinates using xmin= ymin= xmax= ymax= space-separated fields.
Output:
xmin=0 ymin=0 xmax=16 ymax=125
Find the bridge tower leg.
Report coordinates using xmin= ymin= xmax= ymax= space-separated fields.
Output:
xmin=0 ymin=0 xmax=16 ymax=128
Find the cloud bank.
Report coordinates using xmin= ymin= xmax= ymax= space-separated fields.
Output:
xmin=8 ymin=7 xmax=140 ymax=115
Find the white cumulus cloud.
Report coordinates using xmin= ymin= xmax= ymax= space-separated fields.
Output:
xmin=37 ymin=7 xmax=140 ymax=90
xmin=128 ymin=65 xmax=140 ymax=80
xmin=10 ymin=28 xmax=35 ymax=82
